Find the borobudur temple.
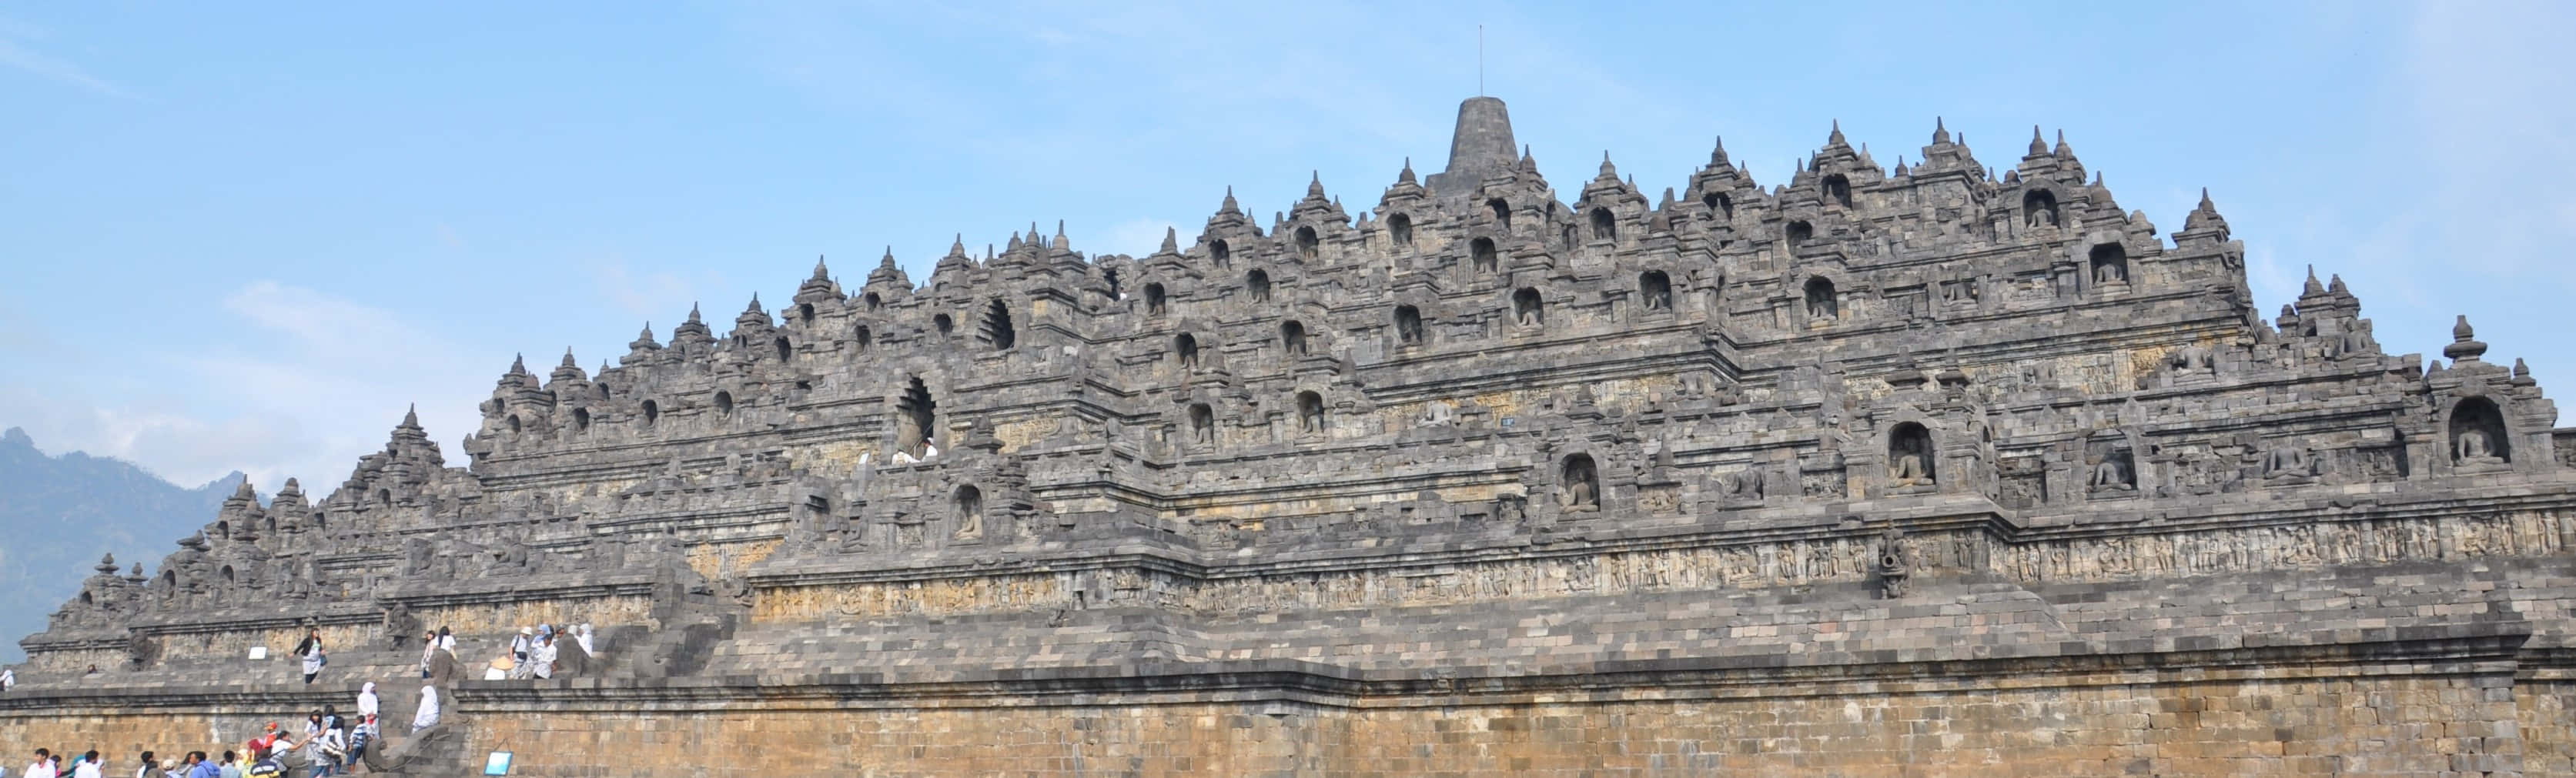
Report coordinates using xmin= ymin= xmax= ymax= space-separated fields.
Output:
xmin=7 ymin=96 xmax=2574 ymax=776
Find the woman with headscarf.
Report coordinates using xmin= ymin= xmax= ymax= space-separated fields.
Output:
xmin=410 ymin=686 xmax=440 ymax=733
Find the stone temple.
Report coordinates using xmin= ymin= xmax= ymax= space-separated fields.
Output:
xmin=7 ymin=96 xmax=2575 ymax=776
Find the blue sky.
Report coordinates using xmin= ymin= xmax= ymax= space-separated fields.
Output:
xmin=3 ymin=2 xmax=2571 ymax=490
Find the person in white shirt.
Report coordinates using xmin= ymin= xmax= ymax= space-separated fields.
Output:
xmin=25 ymin=748 xmax=57 ymax=778
xmin=68 ymin=751 xmax=99 ymax=778
xmin=354 ymin=683 xmax=378 ymax=720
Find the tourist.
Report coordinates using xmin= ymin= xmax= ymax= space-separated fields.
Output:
xmin=132 ymin=751 xmax=163 ymax=778
xmin=243 ymin=724 xmax=288 ymax=763
xmin=299 ymin=712 xmax=322 ymax=746
xmin=343 ymin=716 xmax=376 ymax=771
xmin=2 ymin=666 xmax=15 ymax=693
xmin=354 ymin=682 xmax=378 ymax=720
xmin=22 ymin=751 xmax=52 ymax=778
xmin=240 ymin=753 xmax=278 ymax=778
xmin=410 ymin=685 xmax=440 ymax=733
xmin=530 ymin=633 xmax=557 ymax=679
xmin=574 ymin=623 xmax=595 ymax=655
xmin=507 ymin=628 xmax=533 ymax=678
xmin=211 ymin=751 xmax=237 ymax=778
xmin=68 ymin=751 xmax=98 ymax=778
xmin=293 ymin=629 xmax=326 ymax=684
xmin=306 ymin=720 xmax=345 ymax=778
xmin=417 ymin=633 xmax=437 ymax=679
xmin=436 ymin=626 xmax=454 ymax=653
xmin=180 ymin=753 xmax=216 ymax=778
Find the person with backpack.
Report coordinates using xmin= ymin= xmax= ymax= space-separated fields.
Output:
xmin=293 ymin=630 xmax=326 ymax=684
xmin=343 ymin=716 xmax=376 ymax=772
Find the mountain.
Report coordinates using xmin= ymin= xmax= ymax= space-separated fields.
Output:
xmin=0 ymin=427 xmax=239 ymax=664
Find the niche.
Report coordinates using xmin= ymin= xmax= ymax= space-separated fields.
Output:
xmin=573 ymin=407 xmax=590 ymax=432
xmin=933 ymin=313 xmax=954 ymax=336
xmin=1296 ymin=391 xmax=1326 ymax=434
xmin=642 ymin=399 xmax=660 ymax=426
xmin=1638 ymin=271 xmax=1672 ymax=311
xmin=853 ymin=326 xmax=871 ymax=353
xmin=798 ymin=302 xmax=815 ymax=324
xmin=863 ymin=292 xmax=882 ymax=310
xmin=1888 ymin=422 xmax=1935 ymax=487
xmin=1388 ymin=213 xmax=1414 ymax=247
xmin=1210 ymin=239 xmax=1231 ymax=267
xmin=983 ymin=299 xmax=1015 ymax=350
xmin=1174 ymin=333 xmax=1199 ymax=369
xmin=1470 ymin=238 xmax=1499 ymax=272
xmin=219 ymin=566 xmax=235 ymax=583
xmin=895 ymin=377 xmax=936 ymax=456
xmin=1588 ymin=208 xmax=1616 ymax=240
xmin=1823 ymin=174 xmax=1852 ymax=209
xmin=1187 ymin=402 xmax=1214 ymax=445
xmin=1560 ymin=453 xmax=1600 ymax=510
xmin=1103 ymin=268 xmax=1121 ymax=300
xmin=1293 ymin=226 xmax=1319 ymax=260
xmin=1786 ymin=220 xmax=1814 ymax=243
xmin=1512 ymin=288 xmax=1544 ymax=327
xmin=1280 ymin=320 xmax=1308 ymax=356
xmin=1487 ymin=198 xmax=1511 ymax=230
xmin=1246 ymin=269 xmax=1270 ymax=302
xmin=506 ymin=415 xmax=521 ymax=433
xmin=714 ymin=391 xmax=734 ymax=415
xmin=1703 ymin=192 xmax=1733 ymax=219
xmin=2451 ymin=396 xmax=2511 ymax=465
xmin=1145 ymin=283 xmax=1167 ymax=316
xmin=1394 ymin=305 xmax=1424 ymax=345
xmin=2089 ymin=243 xmax=2129 ymax=285
xmin=774 ymin=336 xmax=793 ymax=362
xmin=953 ymin=485 xmax=983 ymax=539
xmin=2022 ymin=189 xmax=2059 ymax=227
xmin=1804 ymin=277 xmax=1838 ymax=321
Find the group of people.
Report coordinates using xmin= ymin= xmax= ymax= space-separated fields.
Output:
xmin=477 ymin=623 xmax=592 ymax=681
xmin=20 ymin=683 xmax=386 ymax=778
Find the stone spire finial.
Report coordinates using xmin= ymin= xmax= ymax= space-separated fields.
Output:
xmin=1397 ymin=157 xmax=1416 ymax=184
xmin=1428 ymin=95 xmax=1517 ymax=201
xmin=1220 ymin=186 xmax=1240 ymax=215
xmin=2054 ymin=129 xmax=2073 ymax=159
xmin=95 ymin=553 xmax=118 ymax=576
xmin=508 ymin=353 xmax=527 ymax=375
xmin=744 ymin=292 xmax=764 ymax=314
xmin=811 ymin=255 xmax=829 ymax=280
xmin=2514 ymin=358 xmax=2536 ymax=385
xmin=1307 ymin=170 xmax=1325 ymax=198
xmin=560 ymin=348 xmax=577 ymax=368
xmin=2028 ymin=125 xmax=2048 ymax=156
xmin=1932 ymin=117 xmax=1951 ymax=145
xmin=1828 ymin=119 xmax=1846 ymax=145
xmin=1055 ymin=219 xmax=1069 ymax=250
xmin=1159 ymin=226 xmax=1178 ymax=254
xmin=686 ymin=302 xmax=703 ymax=324
xmin=2303 ymin=265 xmax=2325 ymax=296
xmin=1709 ymin=135 xmax=1730 ymax=168
xmin=2445 ymin=315 xmax=2488 ymax=362
xmin=2328 ymin=274 xmax=2348 ymax=295
xmin=1007 ymin=231 xmax=1023 ymax=252
xmin=1595 ymin=150 xmax=1618 ymax=181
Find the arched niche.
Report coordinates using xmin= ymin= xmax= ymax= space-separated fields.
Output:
xmin=714 ymin=390 xmax=734 ymax=416
xmin=1804 ymin=277 xmax=1839 ymax=321
xmin=1173 ymin=333 xmax=1200 ymax=369
xmin=1246 ymin=269 xmax=1270 ymax=302
xmin=1560 ymin=453 xmax=1601 ymax=510
xmin=774 ymin=336 xmax=793 ymax=362
xmin=1187 ymin=402 xmax=1215 ymax=445
xmin=1293 ymin=226 xmax=1319 ymax=260
xmin=953 ymin=484 xmax=984 ymax=539
xmin=1638 ymin=270 xmax=1672 ymax=312
xmin=1822 ymin=174 xmax=1852 ymax=209
xmin=1703 ymin=192 xmax=1733 ymax=219
xmin=1470 ymin=237 xmax=1499 ymax=272
xmin=1144 ymin=283 xmax=1167 ymax=316
xmin=1512 ymin=288 xmax=1544 ymax=327
xmin=2022 ymin=189 xmax=2059 ymax=227
xmin=2451 ymin=396 xmax=2511 ymax=466
xmin=506 ymin=415 xmax=522 ymax=434
xmin=1587 ymin=207 xmax=1616 ymax=240
xmin=798 ymin=302 xmax=816 ymax=324
xmin=1786 ymin=220 xmax=1814 ymax=243
xmin=862 ymin=292 xmax=882 ymax=310
xmin=1888 ymin=422 xmax=1936 ymax=488
xmin=894 ymin=376 xmax=937 ymax=456
xmin=983 ymin=299 xmax=1015 ymax=350
xmin=573 ymin=407 xmax=590 ymax=432
xmin=1295 ymin=390 xmax=1326 ymax=435
xmin=932 ymin=313 xmax=954 ymax=336
xmin=852 ymin=325 xmax=871 ymax=353
xmin=1487 ymin=198 xmax=1511 ymax=230
xmin=1387 ymin=213 xmax=1414 ymax=247
xmin=641 ymin=399 xmax=660 ymax=426
xmin=1280 ymin=320 xmax=1308 ymax=356
xmin=1393 ymin=305 xmax=1424 ymax=345
xmin=2089 ymin=243 xmax=2129 ymax=285
xmin=1210 ymin=239 xmax=1231 ymax=267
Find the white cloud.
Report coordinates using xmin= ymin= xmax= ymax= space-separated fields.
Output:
xmin=0 ymin=35 xmax=132 ymax=99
